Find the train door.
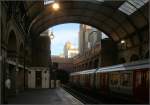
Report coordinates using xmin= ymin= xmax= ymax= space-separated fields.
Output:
xmin=77 ymin=75 xmax=79 ymax=84
xmin=103 ymin=73 xmax=109 ymax=92
xmin=85 ymin=74 xmax=89 ymax=90
xmin=100 ymin=73 xmax=108 ymax=95
xmin=95 ymin=73 xmax=100 ymax=89
xmin=134 ymin=69 xmax=149 ymax=103
xmin=90 ymin=73 xmax=94 ymax=88
xmin=87 ymin=74 xmax=91 ymax=90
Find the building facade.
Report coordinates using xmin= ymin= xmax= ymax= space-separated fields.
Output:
xmin=79 ymin=24 xmax=102 ymax=54
xmin=28 ymin=67 xmax=49 ymax=88
xmin=27 ymin=30 xmax=50 ymax=89
xmin=51 ymin=56 xmax=74 ymax=73
xmin=73 ymin=38 xmax=117 ymax=72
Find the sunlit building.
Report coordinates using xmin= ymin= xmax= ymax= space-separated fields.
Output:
xmin=64 ymin=41 xmax=79 ymax=58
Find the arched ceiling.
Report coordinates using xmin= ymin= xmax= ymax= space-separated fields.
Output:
xmin=25 ymin=0 xmax=149 ymax=42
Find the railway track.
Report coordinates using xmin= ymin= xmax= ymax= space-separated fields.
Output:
xmin=62 ymin=85 xmax=101 ymax=104
xmin=62 ymin=84 xmax=137 ymax=104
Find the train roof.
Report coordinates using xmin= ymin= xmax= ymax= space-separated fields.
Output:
xmin=97 ymin=59 xmax=149 ymax=73
xmin=70 ymin=69 xmax=96 ymax=76
xmin=80 ymin=69 xmax=96 ymax=74
xmin=70 ymin=59 xmax=150 ymax=76
xmin=70 ymin=71 xmax=81 ymax=76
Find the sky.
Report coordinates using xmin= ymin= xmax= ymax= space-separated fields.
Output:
xmin=50 ymin=23 xmax=80 ymax=56
xmin=49 ymin=23 xmax=108 ymax=56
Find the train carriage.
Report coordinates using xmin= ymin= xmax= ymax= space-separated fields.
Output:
xmin=70 ymin=59 xmax=149 ymax=104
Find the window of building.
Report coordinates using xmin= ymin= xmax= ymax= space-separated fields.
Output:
xmin=130 ymin=54 xmax=139 ymax=61
xmin=119 ymin=57 xmax=126 ymax=64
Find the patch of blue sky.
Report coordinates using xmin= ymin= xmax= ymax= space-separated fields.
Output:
xmin=50 ymin=23 xmax=80 ymax=55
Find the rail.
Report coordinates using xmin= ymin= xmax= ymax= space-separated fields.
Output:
xmin=62 ymin=84 xmax=101 ymax=104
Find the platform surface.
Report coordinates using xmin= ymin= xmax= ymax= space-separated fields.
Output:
xmin=8 ymin=88 xmax=84 ymax=105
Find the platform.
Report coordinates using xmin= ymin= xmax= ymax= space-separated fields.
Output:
xmin=8 ymin=88 xmax=84 ymax=105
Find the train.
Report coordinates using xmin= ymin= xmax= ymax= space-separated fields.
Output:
xmin=70 ymin=60 xmax=150 ymax=104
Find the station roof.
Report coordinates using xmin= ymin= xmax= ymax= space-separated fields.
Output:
xmin=8 ymin=0 xmax=149 ymax=43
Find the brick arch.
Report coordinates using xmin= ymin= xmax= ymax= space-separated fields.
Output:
xmin=29 ymin=0 xmax=148 ymax=44
xmin=6 ymin=19 xmax=25 ymax=51
xmin=6 ymin=21 xmax=20 ymax=50
xmin=7 ymin=30 xmax=17 ymax=60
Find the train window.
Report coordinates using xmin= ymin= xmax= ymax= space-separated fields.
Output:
xmin=141 ymin=71 xmax=147 ymax=87
xmin=98 ymin=74 xmax=100 ymax=88
xmin=110 ymin=73 xmax=120 ymax=87
xmin=146 ymin=71 xmax=149 ymax=87
xmin=97 ymin=76 xmax=99 ymax=88
xmin=100 ymin=74 xmax=103 ymax=86
xmin=103 ymin=74 xmax=106 ymax=85
xmin=136 ymin=72 xmax=141 ymax=87
xmin=90 ymin=74 xmax=94 ymax=86
xmin=96 ymin=73 xmax=100 ymax=88
xmin=105 ymin=74 xmax=108 ymax=86
xmin=81 ymin=74 xmax=83 ymax=84
xmin=120 ymin=72 xmax=132 ymax=87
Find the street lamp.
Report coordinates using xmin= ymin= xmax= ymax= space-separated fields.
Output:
xmin=121 ymin=40 xmax=127 ymax=49
xmin=121 ymin=40 xmax=125 ymax=44
xmin=49 ymin=31 xmax=54 ymax=40
xmin=52 ymin=2 xmax=60 ymax=11
xmin=48 ymin=30 xmax=54 ymax=88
